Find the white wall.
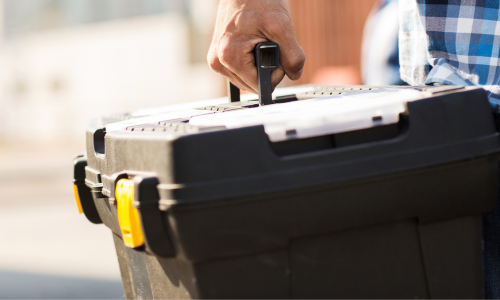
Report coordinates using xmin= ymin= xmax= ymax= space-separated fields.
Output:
xmin=0 ymin=11 xmax=222 ymax=144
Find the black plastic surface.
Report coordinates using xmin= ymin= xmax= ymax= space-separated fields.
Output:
xmin=227 ymin=81 xmax=240 ymax=103
xmin=255 ymin=42 xmax=279 ymax=105
xmin=93 ymin=129 xmax=106 ymax=155
xmin=133 ymin=176 xmax=175 ymax=258
xmin=82 ymin=85 xmax=500 ymax=299
xmin=73 ymin=156 xmax=102 ymax=224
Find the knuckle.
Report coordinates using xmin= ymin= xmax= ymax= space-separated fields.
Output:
xmin=207 ymin=54 xmax=222 ymax=73
xmin=217 ymin=34 xmax=246 ymax=68
xmin=207 ymin=46 xmax=222 ymax=72
xmin=209 ymin=61 xmax=221 ymax=73
xmin=266 ymin=22 xmax=286 ymax=38
xmin=293 ymin=49 xmax=306 ymax=67
xmin=265 ymin=13 xmax=292 ymax=37
xmin=218 ymin=46 xmax=236 ymax=67
xmin=286 ymin=47 xmax=306 ymax=71
xmin=218 ymin=48 xmax=232 ymax=66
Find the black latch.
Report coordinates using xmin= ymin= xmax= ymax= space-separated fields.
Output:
xmin=73 ymin=154 xmax=102 ymax=224
xmin=133 ymin=176 xmax=176 ymax=258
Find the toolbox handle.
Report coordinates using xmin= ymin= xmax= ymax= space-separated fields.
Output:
xmin=227 ymin=80 xmax=240 ymax=103
xmin=227 ymin=42 xmax=280 ymax=106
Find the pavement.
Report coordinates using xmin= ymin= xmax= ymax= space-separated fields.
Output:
xmin=0 ymin=143 xmax=125 ymax=299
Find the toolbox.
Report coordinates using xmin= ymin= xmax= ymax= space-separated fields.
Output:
xmin=74 ymin=43 xmax=500 ymax=299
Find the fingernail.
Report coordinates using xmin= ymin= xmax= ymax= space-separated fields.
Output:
xmin=295 ymin=67 xmax=304 ymax=80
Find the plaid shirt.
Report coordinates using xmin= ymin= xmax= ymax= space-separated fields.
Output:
xmin=399 ymin=0 xmax=500 ymax=109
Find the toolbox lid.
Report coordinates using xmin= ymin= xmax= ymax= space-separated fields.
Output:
xmin=105 ymin=109 xmax=212 ymax=133
xmin=189 ymin=88 xmax=424 ymax=142
xmin=104 ymin=86 xmax=316 ymax=133
xmin=129 ymin=85 xmax=316 ymax=117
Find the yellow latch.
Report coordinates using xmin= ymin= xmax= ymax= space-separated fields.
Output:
xmin=73 ymin=184 xmax=83 ymax=214
xmin=116 ymin=179 xmax=144 ymax=248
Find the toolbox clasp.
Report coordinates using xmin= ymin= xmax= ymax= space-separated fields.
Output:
xmin=111 ymin=172 xmax=176 ymax=257
xmin=116 ymin=179 xmax=144 ymax=248
xmin=73 ymin=154 xmax=103 ymax=224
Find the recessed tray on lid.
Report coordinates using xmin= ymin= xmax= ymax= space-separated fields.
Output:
xmin=189 ymin=89 xmax=424 ymax=142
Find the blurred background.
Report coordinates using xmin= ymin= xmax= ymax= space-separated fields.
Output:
xmin=0 ymin=0 xmax=381 ymax=298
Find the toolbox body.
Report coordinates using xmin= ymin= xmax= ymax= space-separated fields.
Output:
xmin=77 ymin=85 xmax=500 ymax=299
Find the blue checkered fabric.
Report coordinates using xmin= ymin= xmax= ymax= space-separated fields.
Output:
xmin=399 ymin=2 xmax=500 ymax=298
xmin=399 ymin=0 xmax=500 ymax=108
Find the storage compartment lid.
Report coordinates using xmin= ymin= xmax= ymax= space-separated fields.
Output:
xmin=129 ymin=85 xmax=316 ymax=117
xmin=104 ymin=86 xmax=316 ymax=132
xmin=189 ymin=89 xmax=424 ymax=142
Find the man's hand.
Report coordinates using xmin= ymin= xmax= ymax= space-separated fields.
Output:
xmin=207 ymin=0 xmax=306 ymax=94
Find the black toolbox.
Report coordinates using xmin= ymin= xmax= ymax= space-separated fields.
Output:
xmin=74 ymin=82 xmax=500 ymax=299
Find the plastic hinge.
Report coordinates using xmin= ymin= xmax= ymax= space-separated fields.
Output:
xmin=133 ymin=176 xmax=176 ymax=258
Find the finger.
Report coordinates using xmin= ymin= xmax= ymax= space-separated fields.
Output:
xmin=226 ymin=70 xmax=256 ymax=94
xmin=223 ymin=67 xmax=256 ymax=94
xmin=264 ymin=19 xmax=306 ymax=81
xmin=208 ymin=47 xmax=257 ymax=93
xmin=217 ymin=33 xmax=266 ymax=93
xmin=270 ymin=65 xmax=286 ymax=91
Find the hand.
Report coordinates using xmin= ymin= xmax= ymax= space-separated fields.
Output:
xmin=207 ymin=0 xmax=306 ymax=94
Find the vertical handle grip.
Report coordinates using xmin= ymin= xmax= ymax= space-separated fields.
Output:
xmin=254 ymin=42 xmax=279 ymax=105
xmin=227 ymin=42 xmax=280 ymax=106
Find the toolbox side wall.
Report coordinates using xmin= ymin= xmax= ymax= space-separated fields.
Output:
xmin=103 ymin=132 xmax=175 ymax=196
xmin=166 ymin=157 xmax=497 ymax=262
